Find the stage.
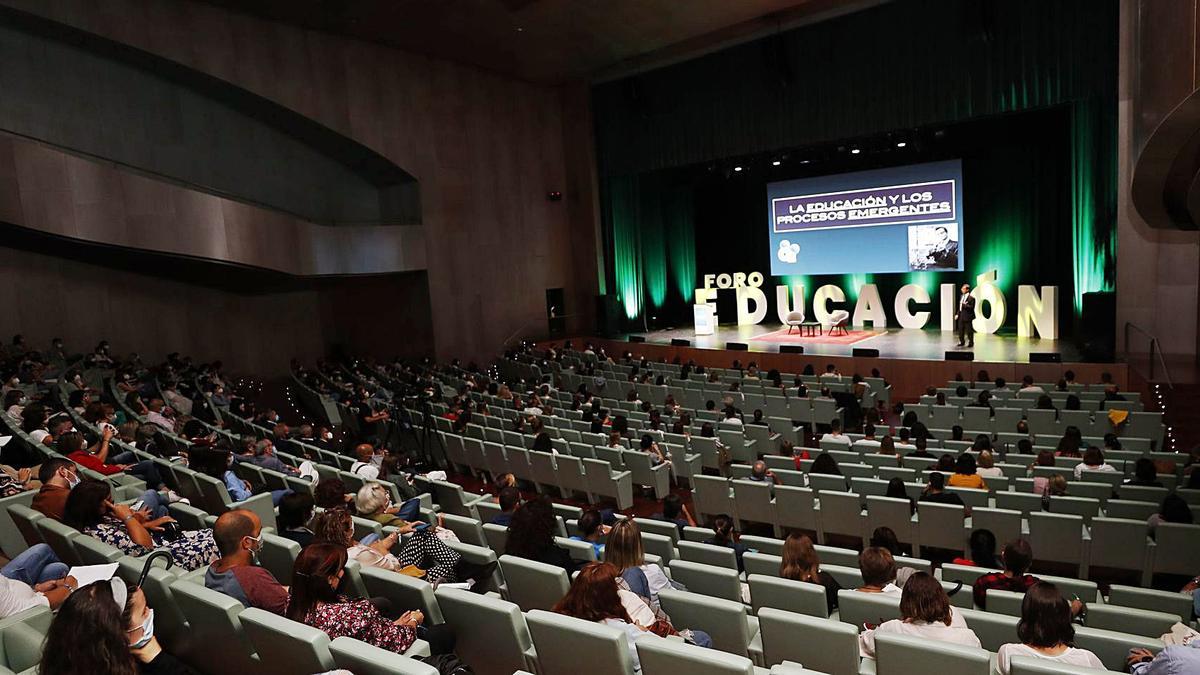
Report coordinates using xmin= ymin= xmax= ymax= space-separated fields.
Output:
xmin=621 ymin=323 xmax=1083 ymax=363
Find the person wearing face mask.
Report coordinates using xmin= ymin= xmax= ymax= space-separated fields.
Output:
xmin=3 ymin=389 xmax=25 ymax=425
xmin=350 ymin=443 xmax=385 ymax=480
xmin=40 ymin=575 xmax=196 ymax=674
xmin=204 ymin=510 xmax=288 ymax=615
xmin=286 ymin=543 xmax=458 ymax=658
xmin=32 ymin=458 xmax=82 ymax=520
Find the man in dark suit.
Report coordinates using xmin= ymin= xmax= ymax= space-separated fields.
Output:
xmin=955 ymin=283 xmax=976 ymax=347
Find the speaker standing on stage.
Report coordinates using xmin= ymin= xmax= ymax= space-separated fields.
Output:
xmin=956 ymin=284 xmax=976 ymax=348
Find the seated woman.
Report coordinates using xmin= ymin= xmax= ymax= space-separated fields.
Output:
xmin=41 ymin=576 xmax=196 ymax=674
xmin=354 ymin=483 xmax=422 ymax=528
xmin=859 ymin=572 xmax=982 ymax=658
xmin=552 ymin=562 xmax=657 ymax=671
xmin=310 ymin=508 xmax=464 ymax=586
xmin=976 ymin=450 xmax=1004 ymax=479
xmin=702 ymin=515 xmax=749 ymax=574
xmin=780 ymin=533 xmax=842 ymax=615
xmin=570 ymin=509 xmax=610 ymax=559
xmin=946 ymin=453 xmax=987 ymax=490
xmin=64 ymin=480 xmax=218 ymax=572
xmin=996 ymin=582 xmax=1103 ymax=674
xmin=504 ymin=495 xmax=580 ymax=573
xmin=1148 ymin=494 xmax=1194 ymax=537
xmin=605 ymin=519 xmax=674 ymax=605
xmin=276 ymin=491 xmax=316 ymax=548
xmin=287 ymin=543 xmax=456 ymax=657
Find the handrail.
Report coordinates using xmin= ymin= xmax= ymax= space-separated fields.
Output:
xmin=1124 ymin=322 xmax=1173 ymax=389
xmin=502 ymin=314 xmax=584 ymax=348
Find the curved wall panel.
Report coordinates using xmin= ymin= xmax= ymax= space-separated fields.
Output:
xmin=0 ymin=133 xmax=425 ymax=275
xmin=0 ymin=8 xmax=418 ymax=226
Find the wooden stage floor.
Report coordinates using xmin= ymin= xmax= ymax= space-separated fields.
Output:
xmin=622 ymin=324 xmax=1084 ymax=363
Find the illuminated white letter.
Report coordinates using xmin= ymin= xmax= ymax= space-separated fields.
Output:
xmin=1017 ymin=285 xmax=1058 ymax=339
xmin=736 ymin=286 xmax=768 ymax=326
xmin=894 ymin=284 xmax=931 ymax=329
xmin=973 ymin=269 xmax=1006 ymax=334
xmin=813 ymin=285 xmax=846 ymax=325
xmin=852 ymin=284 xmax=887 ymax=327
xmin=775 ymin=285 xmax=806 ymax=324
xmin=939 ymin=284 xmax=956 ymax=331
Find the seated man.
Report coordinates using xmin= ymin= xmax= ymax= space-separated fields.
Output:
xmin=205 ymin=509 xmax=288 ymax=615
xmin=971 ymin=539 xmax=1083 ymax=616
xmin=490 ymin=486 xmax=521 ymax=527
xmin=819 ymin=419 xmax=852 ymax=447
xmin=61 ymin=428 xmax=166 ymax=492
xmin=748 ymin=460 xmax=780 ymax=488
xmin=32 ymin=458 xmax=80 ymax=520
xmin=652 ymin=493 xmax=697 ymax=537
xmin=349 ymin=443 xmax=384 ymax=480
xmin=918 ymin=472 xmax=964 ymax=507
xmin=246 ymin=439 xmax=299 ymax=476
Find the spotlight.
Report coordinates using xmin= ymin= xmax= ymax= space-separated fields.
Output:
xmin=733 ymin=166 xmax=743 ymax=172
xmin=850 ymin=148 xmax=861 ymax=155
xmin=896 ymin=141 xmax=907 ymax=148
xmin=771 ymin=160 xmax=781 ymax=166
xmin=800 ymin=159 xmax=810 ymax=164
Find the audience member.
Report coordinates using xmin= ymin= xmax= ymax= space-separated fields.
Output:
xmin=996 ymin=582 xmax=1103 ymax=674
xmin=947 ymin=453 xmax=987 ymax=490
xmin=571 ymin=508 xmax=610 ymax=558
xmin=276 ymin=491 xmax=316 ymax=547
xmin=1127 ymin=458 xmax=1164 ymax=487
xmin=952 ymin=529 xmax=999 ymax=569
xmin=1147 ymin=494 xmax=1193 ymax=536
xmin=819 ymin=419 xmax=852 ymax=447
xmin=976 ymin=450 xmax=1003 ymax=479
xmin=552 ymin=562 xmax=655 ymax=670
xmin=491 ymin=486 xmax=521 ymax=527
xmin=286 ymin=543 xmax=456 ymax=657
xmin=64 ymin=480 xmax=217 ymax=571
xmin=885 ymin=477 xmax=915 ymax=515
xmin=205 ymin=510 xmax=287 ymax=614
xmin=41 ymin=577 xmax=193 ymax=674
xmin=811 ymin=452 xmax=842 ymax=476
xmin=919 ymin=472 xmax=964 ymax=507
xmin=780 ymin=533 xmax=842 ymax=614
xmin=310 ymin=507 xmax=465 ymax=585
xmin=703 ymin=515 xmax=749 ymax=574
xmin=653 ymin=494 xmax=696 ymax=537
xmin=504 ymin=495 xmax=579 ymax=573
xmin=856 ymin=547 xmax=900 ymax=595
xmin=31 ymin=457 xmax=79 ymax=520
xmin=0 ymin=543 xmax=73 ymax=618
xmin=859 ymin=572 xmax=981 ymax=658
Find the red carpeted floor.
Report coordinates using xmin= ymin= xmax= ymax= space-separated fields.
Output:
xmin=748 ymin=327 xmax=884 ymax=345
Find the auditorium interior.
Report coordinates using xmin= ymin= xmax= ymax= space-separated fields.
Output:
xmin=0 ymin=1 xmax=1199 ymax=674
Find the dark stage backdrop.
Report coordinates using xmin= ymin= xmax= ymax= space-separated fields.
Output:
xmin=595 ymin=0 xmax=1117 ymax=335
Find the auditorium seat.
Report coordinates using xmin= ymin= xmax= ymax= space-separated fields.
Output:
xmin=657 ymin=588 xmax=763 ymax=664
xmin=527 ymin=608 xmax=638 ymax=675
xmin=678 ymin=540 xmax=739 ymax=571
xmin=637 ymin=636 xmax=765 ymax=675
xmin=1084 ymin=603 xmax=1179 ymax=638
xmin=170 ymin=578 xmax=261 ymax=674
xmin=757 ymin=608 xmax=866 ymax=675
xmin=669 ymin=559 xmax=742 ymax=602
xmin=1073 ymin=626 xmax=1163 ymax=671
xmin=956 ymin=607 xmax=1017 ymax=651
xmin=1107 ymin=584 xmax=1195 ymax=619
xmin=329 ymin=636 xmax=440 ymax=675
xmin=837 ymin=590 xmax=901 ymax=627
xmin=748 ymin=574 xmax=829 ymax=618
xmin=361 ymin=566 xmax=445 ymax=625
xmin=239 ymin=607 xmax=339 ymax=673
xmin=873 ymin=632 xmax=990 ymax=675
xmin=1008 ymin=655 xmax=1125 ymax=675
xmin=434 ymin=587 xmax=537 ymax=675
xmin=1150 ymin=523 xmax=1200 ymax=578
xmin=498 ymin=555 xmax=570 ymax=612
xmin=1087 ymin=518 xmax=1150 ymax=577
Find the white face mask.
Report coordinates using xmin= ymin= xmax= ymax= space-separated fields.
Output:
xmin=323 ymin=432 xmax=333 ymax=440
xmin=371 ymin=452 xmax=384 ymax=467
xmin=128 ymin=609 xmax=155 ymax=649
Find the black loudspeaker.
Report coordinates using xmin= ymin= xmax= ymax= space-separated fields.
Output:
xmin=1029 ymin=352 xmax=1061 ymax=363
xmin=594 ymin=295 xmax=621 ymax=336
xmin=1081 ymin=291 xmax=1116 ymax=362
xmin=945 ymin=351 xmax=973 ymax=361
xmin=780 ymin=345 xmax=804 ymax=354
xmin=726 ymin=342 xmax=749 ymax=351
xmin=853 ymin=348 xmax=880 ymax=358
xmin=628 ymin=335 xmax=646 ymax=343
xmin=671 ymin=339 xmax=691 ymax=347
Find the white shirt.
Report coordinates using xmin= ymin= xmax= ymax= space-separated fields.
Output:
xmin=819 ymin=433 xmax=852 ymax=446
xmin=0 ymin=576 xmax=48 ymax=618
xmin=29 ymin=429 xmax=49 ymax=444
xmin=996 ymin=643 xmax=1104 ymax=675
xmin=1074 ymin=463 xmax=1117 ymax=480
xmin=977 ymin=467 xmax=1004 ymax=479
xmin=350 ymin=462 xmax=380 ymax=480
xmin=860 ymin=614 xmax=981 ymax=658
xmin=602 ymin=618 xmax=650 ymax=671
xmin=618 ymin=589 xmax=656 ymax=626
xmin=1018 ymin=385 xmax=1045 ymax=394
xmin=145 ymin=411 xmax=174 ymax=432
xmin=720 ymin=418 xmax=743 ymax=427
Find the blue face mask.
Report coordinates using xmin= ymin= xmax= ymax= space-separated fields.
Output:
xmin=128 ymin=608 xmax=155 ymax=649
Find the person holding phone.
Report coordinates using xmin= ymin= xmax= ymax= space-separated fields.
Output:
xmin=309 ymin=508 xmax=463 ymax=585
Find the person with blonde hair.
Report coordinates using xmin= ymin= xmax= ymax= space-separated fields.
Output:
xmin=354 ymin=483 xmax=421 ymax=528
xmin=779 ymin=533 xmax=842 ymax=614
xmin=604 ymin=519 xmax=673 ymax=605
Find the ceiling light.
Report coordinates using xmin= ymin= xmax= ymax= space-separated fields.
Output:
xmin=772 ymin=160 xmax=781 ymax=166
xmin=734 ymin=166 xmax=743 ymax=172
xmin=850 ymin=148 xmax=861 ymax=155
xmin=896 ymin=142 xmax=907 ymax=148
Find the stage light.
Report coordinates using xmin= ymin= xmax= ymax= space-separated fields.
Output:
xmin=850 ymin=148 xmax=861 ymax=155
xmin=772 ymin=160 xmax=781 ymax=166
xmin=734 ymin=166 xmax=743 ymax=172
xmin=800 ymin=159 xmax=811 ymax=164
xmin=896 ymin=141 xmax=907 ymax=148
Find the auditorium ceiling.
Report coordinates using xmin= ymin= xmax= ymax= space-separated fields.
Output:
xmin=200 ymin=0 xmax=878 ymax=84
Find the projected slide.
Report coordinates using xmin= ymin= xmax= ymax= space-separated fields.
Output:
xmin=767 ymin=159 xmax=964 ymax=275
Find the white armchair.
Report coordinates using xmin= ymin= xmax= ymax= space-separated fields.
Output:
xmin=823 ymin=310 xmax=850 ymax=336
xmin=785 ymin=310 xmax=805 ymax=333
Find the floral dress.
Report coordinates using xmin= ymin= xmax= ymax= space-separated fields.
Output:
xmin=300 ymin=596 xmax=416 ymax=653
xmin=85 ymin=516 xmax=219 ymax=571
